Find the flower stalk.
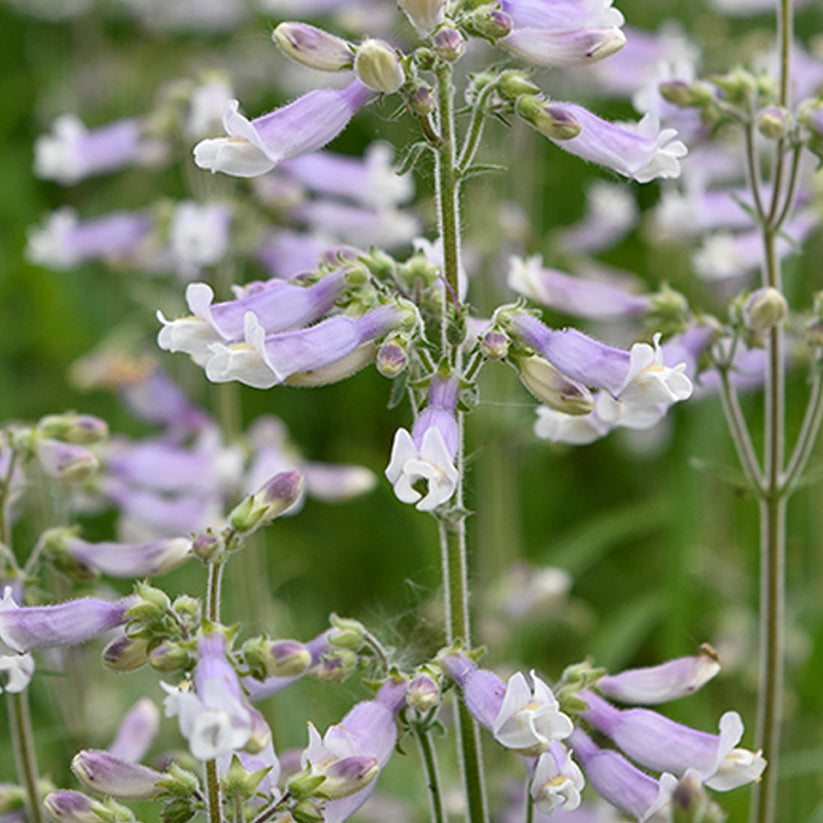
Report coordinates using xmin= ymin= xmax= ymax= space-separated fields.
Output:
xmin=7 ymin=690 xmax=45 ymax=823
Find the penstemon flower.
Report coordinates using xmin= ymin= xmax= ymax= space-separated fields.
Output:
xmin=529 ymin=742 xmax=585 ymax=815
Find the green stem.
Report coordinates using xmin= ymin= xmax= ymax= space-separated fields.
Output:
xmin=413 ymin=722 xmax=447 ymax=823
xmin=205 ymin=561 xmax=225 ymax=624
xmin=783 ymin=355 xmax=823 ymax=490
xmin=716 ymin=366 xmax=764 ymax=493
xmin=203 ymin=563 xmax=225 ymax=823
xmin=7 ymin=691 xmax=45 ymax=823
xmin=457 ymin=82 xmax=498 ymax=174
xmin=433 ymin=58 xmax=488 ymax=823
xmin=204 ymin=758 xmax=223 ymax=823
xmin=524 ymin=779 xmax=534 ymax=823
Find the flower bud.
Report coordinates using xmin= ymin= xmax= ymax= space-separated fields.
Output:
xmin=286 ymin=768 xmax=327 ymax=800
xmin=155 ymin=763 xmax=200 ymax=798
xmin=467 ymin=8 xmax=513 ymax=39
xmin=228 ymin=470 xmax=303 ymax=535
xmin=433 ymin=29 xmax=465 ymax=62
xmin=672 ymin=772 xmax=726 ymax=823
xmin=149 ymin=642 xmax=193 ymax=673
xmin=376 ymin=338 xmax=408 ymax=377
xmin=497 ymin=71 xmax=541 ymax=101
xmin=221 ymin=755 xmax=272 ymax=800
xmin=191 ymin=530 xmax=223 ymax=563
xmin=0 ymin=784 xmax=25 ymax=815
xmin=407 ymin=84 xmax=435 ymax=115
xmin=243 ymin=636 xmax=311 ymax=679
xmin=329 ymin=614 xmax=365 ymax=650
xmin=398 ymin=0 xmax=445 ymax=33
xmin=710 ymin=67 xmax=758 ymax=103
xmin=514 ymin=355 xmax=594 ymax=415
xmin=355 ymin=40 xmax=405 ymax=94
xmin=272 ymin=23 xmax=354 ymax=72
xmin=38 ymin=414 xmax=109 ymax=445
xmin=316 ymin=756 xmax=379 ymax=799
xmin=480 ymin=329 xmax=509 ymax=360
xmin=407 ymin=673 xmax=440 ymax=712
xmin=658 ymin=79 xmax=714 ymax=108
xmin=127 ymin=582 xmax=172 ymax=625
xmin=162 ymin=798 xmax=197 ymax=823
xmin=516 ymin=97 xmax=581 ymax=140
xmin=101 ymin=634 xmax=150 ymax=672
xmin=44 ymin=792 xmax=117 ymax=823
xmin=72 ymin=751 xmax=164 ymax=800
xmin=758 ymin=106 xmax=789 ymax=140
xmin=34 ymin=439 xmax=99 ymax=483
xmin=311 ymin=649 xmax=357 ymax=683
xmin=742 ymin=287 xmax=788 ymax=333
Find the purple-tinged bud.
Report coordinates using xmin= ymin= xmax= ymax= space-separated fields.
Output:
xmin=597 ymin=651 xmax=721 ymax=705
xmin=37 ymin=414 xmax=108 ymax=445
xmin=317 ymin=756 xmax=379 ymax=799
xmin=273 ymin=23 xmax=354 ymax=72
xmin=407 ymin=673 xmax=440 ymax=712
xmin=72 ymin=751 xmax=164 ymax=800
xmin=0 ymin=591 xmax=134 ymax=655
xmin=229 ymin=470 xmax=303 ymax=535
xmin=468 ymin=8 xmax=513 ymax=39
xmin=433 ymin=29 xmax=466 ymax=62
xmin=355 ymin=40 xmax=405 ymax=94
xmin=407 ymin=84 xmax=435 ymax=115
xmin=398 ymin=0 xmax=445 ymax=33
xmin=43 ymin=792 xmax=108 ymax=823
xmin=742 ymin=287 xmax=787 ymax=333
xmin=480 ymin=329 xmax=510 ymax=360
xmin=376 ymin=338 xmax=409 ymax=378
xmin=34 ymin=439 xmax=98 ymax=483
xmin=758 ymin=106 xmax=789 ymax=140
xmin=514 ymin=355 xmax=594 ymax=415
xmin=516 ymin=97 xmax=581 ymax=140
xmin=101 ymin=633 xmax=150 ymax=672
xmin=243 ymin=637 xmax=312 ymax=679
xmin=672 ymin=771 xmax=726 ymax=823
xmin=149 ymin=643 xmax=193 ymax=673
xmin=191 ymin=530 xmax=223 ymax=563
xmin=311 ymin=649 xmax=357 ymax=683
xmin=659 ymin=79 xmax=714 ymax=108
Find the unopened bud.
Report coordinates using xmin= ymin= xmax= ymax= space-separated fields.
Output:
xmin=516 ymin=97 xmax=581 ymax=140
xmin=172 ymin=594 xmax=200 ymax=622
xmin=758 ymin=106 xmax=789 ymax=140
xmin=273 ymin=23 xmax=353 ymax=71
xmin=672 ymin=772 xmax=726 ymax=823
xmin=407 ymin=84 xmax=435 ymax=115
xmin=311 ymin=649 xmax=357 ymax=683
xmin=149 ymin=643 xmax=193 ymax=673
xmin=102 ymin=634 xmax=150 ymax=672
xmin=229 ymin=470 xmax=303 ymax=535
xmin=497 ymin=71 xmax=540 ymax=101
xmin=38 ymin=414 xmax=109 ymax=445
xmin=72 ymin=751 xmax=164 ymax=801
xmin=35 ymin=439 xmax=98 ymax=483
xmin=221 ymin=755 xmax=271 ymax=799
xmin=480 ymin=330 xmax=509 ymax=360
xmin=515 ymin=355 xmax=594 ymax=415
xmin=407 ymin=673 xmax=440 ymax=712
xmin=467 ymin=8 xmax=513 ymax=39
xmin=292 ymin=800 xmax=324 ymax=823
xmin=192 ymin=530 xmax=223 ymax=563
xmin=710 ymin=67 xmax=758 ymax=103
xmin=128 ymin=582 xmax=172 ymax=624
xmin=433 ymin=29 xmax=465 ymax=62
xmin=243 ymin=637 xmax=311 ymax=679
xmin=287 ymin=767 xmax=327 ymax=801
xmin=0 ymin=785 xmax=25 ymax=815
xmin=317 ymin=756 xmax=379 ymax=799
xmin=376 ymin=338 xmax=408 ymax=377
xmin=329 ymin=614 xmax=365 ymax=650
xmin=162 ymin=798 xmax=197 ymax=823
xmin=355 ymin=39 xmax=405 ymax=94
xmin=658 ymin=80 xmax=706 ymax=108
xmin=743 ymin=287 xmax=787 ymax=333
xmin=44 ymin=792 xmax=110 ymax=823
xmin=398 ymin=0 xmax=445 ymax=33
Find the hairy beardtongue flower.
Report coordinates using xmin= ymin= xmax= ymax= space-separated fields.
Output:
xmin=71 ymin=750 xmax=166 ymax=800
xmin=385 ymin=374 xmax=460 ymax=511
xmin=441 ymin=653 xmax=573 ymax=756
xmin=529 ymin=741 xmax=585 ymax=815
xmin=193 ymin=80 xmax=377 ymax=177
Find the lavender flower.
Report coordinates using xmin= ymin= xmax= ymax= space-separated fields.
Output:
xmin=107 ymin=698 xmax=159 ymax=762
xmin=0 ymin=590 xmax=134 ymax=655
xmin=59 ymin=534 xmax=192 ymax=578
xmin=530 ymin=742 xmax=585 ymax=815
xmin=193 ymin=81 xmax=377 ymax=177
xmin=385 ymin=374 xmax=460 ymax=511
xmin=72 ymin=750 xmax=165 ymax=800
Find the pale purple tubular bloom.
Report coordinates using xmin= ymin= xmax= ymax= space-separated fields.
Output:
xmin=508 ymin=256 xmax=649 ymax=320
xmin=507 ymin=311 xmax=631 ymax=396
xmin=34 ymin=115 xmax=158 ymax=185
xmin=193 ymin=80 xmax=377 ymax=178
xmin=163 ymin=631 xmax=254 ymax=761
xmin=291 ymin=200 xmax=421 ymax=251
xmin=27 ymin=208 xmax=153 ymax=270
xmin=441 ymin=653 xmax=572 ymax=755
xmin=305 ymin=679 xmax=406 ymax=823
xmin=597 ymin=653 xmax=720 ymax=705
xmin=530 ymin=742 xmax=585 ymax=815
xmin=280 ymin=142 xmax=414 ymax=209
xmin=43 ymin=790 xmax=108 ymax=823
xmin=579 ymin=690 xmax=765 ymax=790
xmin=499 ymin=0 xmax=626 ymax=66
xmin=35 ymin=438 xmax=98 ymax=482
xmin=72 ymin=750 xmax=165 ymax=800
xmin=108 ymin=697 xmax=160 ymax=762
xmin=244 ymin=629 xmax=334 ymax=700
xmin=62 ymin=535 xmax=192 ymax=578
xmin=568 ymin=728 xmax=677 ymax=821
xmin=207 ymin=303 xmax=406 ymax=389
xmin=385 ymin=374 xmax=460 ymax=511
xmin=546 ymin=105 xmax=687 ymax=183
xmin=302 ymin=461 xmax=377 ymax=501
xmin=0 ymin=589 xmax=134 ymax=655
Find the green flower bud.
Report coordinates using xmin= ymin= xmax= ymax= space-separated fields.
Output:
xmin=38 ymin=414 xmax=109 ymax=445
xmin=354 ymin=39 xmax=405 ymax=94
xmin=497 ymin=71 xmax=541 ymax=101
xmin=742 ymin=287 xmax=788 ymax=333
xmin=272 ymin=23 xmax=354 ymax=72
xmin=149 ymin=643 xmax=194 ymax=673
xmin=516 ymin=96 xmax=581 ymax=140
xmin=128 ymin=583 xmax=172 ymax=624
xmin=329 ymin=614 xmax=365 ymax=650
xmin=467 ymin=7 xmax=514 ymax=40
xmin=376 ymin=337 xmax=409 ymax=378
xmin=514 ymin=355 xmax=594 ymax=415
xmin=480 ymin=329 xmax=510 ymax=360
xmin=101 ymin=634 xmax=150 ymax=672
xmin=228 ymin=471 xmax=303 ymax=535
xmin=292 ymin=800 xmax=324 ymax=823
xmin=286 ymin=768 xmax=327 ymax=801
xmin=311 ymin=649 xmax=358 ymax=683
xmin=161 ymin=798 xmax=196 ymax=823
xmin=433 ymin=29 xmax=465 ymax=62
xmin=757 ymin=106 xmax=789 ymax=140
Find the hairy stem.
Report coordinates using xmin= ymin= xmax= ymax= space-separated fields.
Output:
xmin=7 ymin=691 xmax=44 ymax=823
xmin=413 ymin=722 xmax=447 ymax=823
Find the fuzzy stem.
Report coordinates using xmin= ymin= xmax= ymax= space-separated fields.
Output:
xmin=413 ymin=721 xmax=447 ymax=823
xmin=203 ymin=562 xmax=225 ymax=823
xmin=6 ymin=691 xmax=45 ymax=823
xmin=204 ymin=758 xmax=223 ymax=823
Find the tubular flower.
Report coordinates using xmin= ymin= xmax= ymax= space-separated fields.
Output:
xmin=530 ymin=742 xmax=585 ymax=815
xmin=385 ymin=374 xmax=460 ymax=511
xmin=193 ymin=80 xmax=377 ymax=177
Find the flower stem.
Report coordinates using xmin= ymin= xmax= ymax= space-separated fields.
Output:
xmin=413 ymin=721 xmax=447 ymax=823
xmin=6 ymin=690 xmax=44 ymax=823
xmin=204 ymin=758 xmax=223 ymax=823
xmin=433 ymin=58 xmax=488 ymax=823
xmin=204 ymin=561 xmax=225 ymax=823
